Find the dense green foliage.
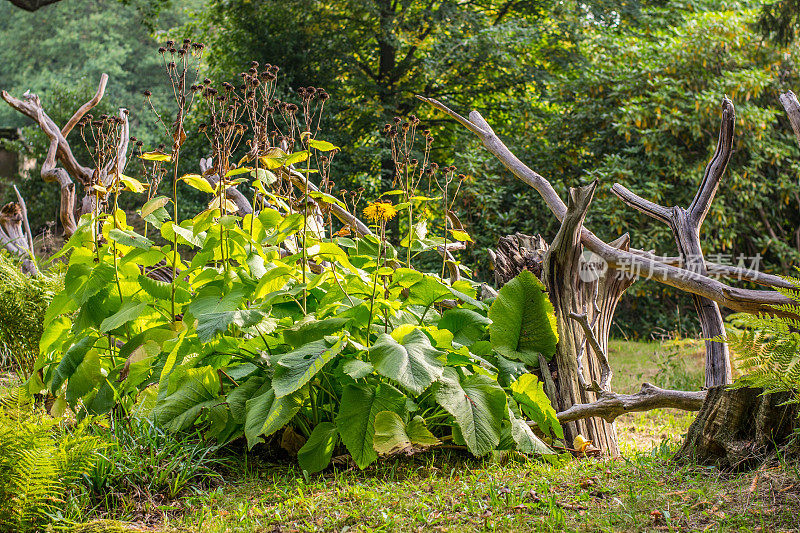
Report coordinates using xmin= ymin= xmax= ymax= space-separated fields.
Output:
xmin=0 ymin=392 xmax=104 ymax=531
xmin=30 ymin=49 xmax=564 ymax=470
xmin=0 ymin=252 xmax=63 ymax=377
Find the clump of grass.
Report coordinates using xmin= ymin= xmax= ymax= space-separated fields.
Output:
xmin=0 ymin=252 xmax=64 ymax=378
xmin=84 ymin=416 xmax=226 ymax=521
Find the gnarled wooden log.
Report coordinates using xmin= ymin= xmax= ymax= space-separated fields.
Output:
xmin=555 ymin=383 xmax=707 ymax=424
xmin=0 ymin=201 xmax=36 ymax=274
xmin=674 ymin=386 xmax=798 ymax=470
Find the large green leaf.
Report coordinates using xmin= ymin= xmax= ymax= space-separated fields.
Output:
xmin=226 ymin=374 xmax=268 ymax=423
xmin=369 ymin=329 xmax=445 ymax=394
xmin=244 ymin=385 xmax=305 ymax=448
xmin=50 ymin=335 xmax=97 ymax=394
xmin=272 ymin=335 xmax=345 ymax=397
xmin=297 ymin=422 xmax=339 ymax=474
xmin=335 ymin=383 xmax=406 ymax=469
xmin=373 ymin=411 xmax=440 ymax=455
xmin=283 ymin=316 xmax=348 ymax=347
xmin=108 ymin=228 xmax=153 ymax=250
xmin=99 ymin=301 xmax=147 ymax=333
xmin=488 ymin=270 xmax=558 ymax=365
xmin=433 ymin=367 xmax=507 ymax=456
xmin=438 ymin=308 xmax=491 ymax=346
xmin=153 ymin=376 xmax=219 ymax=431
xmin=510 ymin=373 xmax=563 ymax=439
xmin=507 ymin=405 xmax=554 ymax=455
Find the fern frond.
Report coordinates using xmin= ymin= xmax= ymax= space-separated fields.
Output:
xmin=725 ymin=277 xmax=800 ymax=403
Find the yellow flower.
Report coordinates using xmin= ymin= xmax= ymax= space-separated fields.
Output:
xmin=363 ymin=201 xmax=398 ymax=223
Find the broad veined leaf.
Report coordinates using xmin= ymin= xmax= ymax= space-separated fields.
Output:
xmin=373 ymin=411 xmax=440 ymax=455
xmin=65 ymin=348 xmax=102 ymax=404
xmin=341 ymin=358 xmax=374 ymax=379
xmin=489 ymin=270 xmax=558 ymax=365
xmin=139 ymin=150 xmax=171 ymax=162
xmin=66 ymin=261 xmax=115 ymax=305
xmin=180 ymin=173 xmax=215 ymax=193
xmin=370 ymin=328 xmax=445 ymax=394
xmin=283 ymin=316 xmax=349 ymax=347
xmin=308 ymin=139 xmax=338 ymax=151
xmin=510 ymin=373 xmax=563 ymax=439
xmin=508 ymin=405 xmax=555 ymax=455
xmin=272 ymin=335 xmax=346 ymax=397
xmin=226 ymin=375 xmax=268 ymax=424
xmin=437 ymin=308 xmax=491 ymax=346
xmin=99 ymin=301 xmax=147 ymax=333
xmin=50 ymin=335 xmax=97 ymax=394
xmin=119 ymin=174 xmax=146 ymax=193
xmin=108 ymin=228 xmax=153 ymax=250
xmin=153 ymin=375 xmax=219 ymax=431
xmin=137 ymin=274 xmax=190 ymax=303
xmin=335 ymin=383 xmax=406 ymax=469
xmin=141 ymin=196 xmax=170 ymax=218
xmin=251 ymin=167 xmax=278 ymax=185
xmin=244 ymin=385 xmax=305 ymax=448
xmin=433 ymin=367 xmax=507 ymax=456
xmin=297 ymin=422 xmax=339 ymax=474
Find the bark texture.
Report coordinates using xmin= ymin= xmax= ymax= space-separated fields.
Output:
xmin=675 ymin=386 xmax=798 ymax=470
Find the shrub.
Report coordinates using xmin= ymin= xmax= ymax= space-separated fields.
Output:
xmin=31 ymin=58 xmax=564 ymax=474
xmin=0 ymin=252 xmax=63 ymax=378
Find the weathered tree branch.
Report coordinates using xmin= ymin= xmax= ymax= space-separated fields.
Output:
xmin=554 ymin=383 xmax=707 ymax=424
xmin=418 ymin=95 xmax=797 ymax=318
xmin=568 ymin=312 xmax=612 ymax=391
xmin=12 ymin=184 xmax=34 ymax=256
xmin=0 ymin=202 xmax=37 ymax=274
xmin=62 ymin=73 xmax=108 ymax=137
xmin=612 ymin=99 xmax=735 ymax=386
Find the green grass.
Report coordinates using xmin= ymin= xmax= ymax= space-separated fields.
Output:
xmin=6 ymin=340 xmax=799 ymax=532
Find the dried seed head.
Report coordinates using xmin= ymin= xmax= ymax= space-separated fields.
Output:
xmin=158 ymin=47 xmax=167 ymax=54
xmin=166 ymin=39 xmax=175 ymax=47
xmin=143 ymin=90 xmax=152 ymax=97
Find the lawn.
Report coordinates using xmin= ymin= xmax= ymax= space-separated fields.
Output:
xmin=44 ymin=339 xmax=794 ymax=533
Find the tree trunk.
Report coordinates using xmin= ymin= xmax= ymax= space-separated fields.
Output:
xmin=674 ymin=386 xmax=798 ymax=470
xmin=491 ymin=183 xmax=635 ymax=456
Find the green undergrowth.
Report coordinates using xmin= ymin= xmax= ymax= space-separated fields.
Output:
xmin=160 ymin=448 xmax=800 ymax=532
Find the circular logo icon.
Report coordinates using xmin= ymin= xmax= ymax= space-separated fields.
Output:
xmin=578 ymin=250 xmax=608 ymax=282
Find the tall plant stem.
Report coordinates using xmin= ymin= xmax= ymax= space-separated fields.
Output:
xmin=366 ymin=222 xmax=385 ymax=343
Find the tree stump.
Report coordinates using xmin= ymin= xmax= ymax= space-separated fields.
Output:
xmin=674 ymin=386 xmax=798 ymax=470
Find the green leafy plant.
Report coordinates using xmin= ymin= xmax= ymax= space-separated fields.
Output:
xmin=0 ymin=390 xmax=104 ymax=532
xmin=725 ymin=275 xmax=800 ymax=400
xmin=31 ymin=54 xmax=563 ymax=474
xmin=0 ymin=252 xmax=63 ymax=378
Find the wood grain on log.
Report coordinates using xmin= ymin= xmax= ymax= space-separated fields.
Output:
xmin=675 ymin=386 xmax=798 ymax=470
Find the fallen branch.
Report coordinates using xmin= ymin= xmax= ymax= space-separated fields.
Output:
xmin=552 ymin=383 xmax=707 ymax=424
